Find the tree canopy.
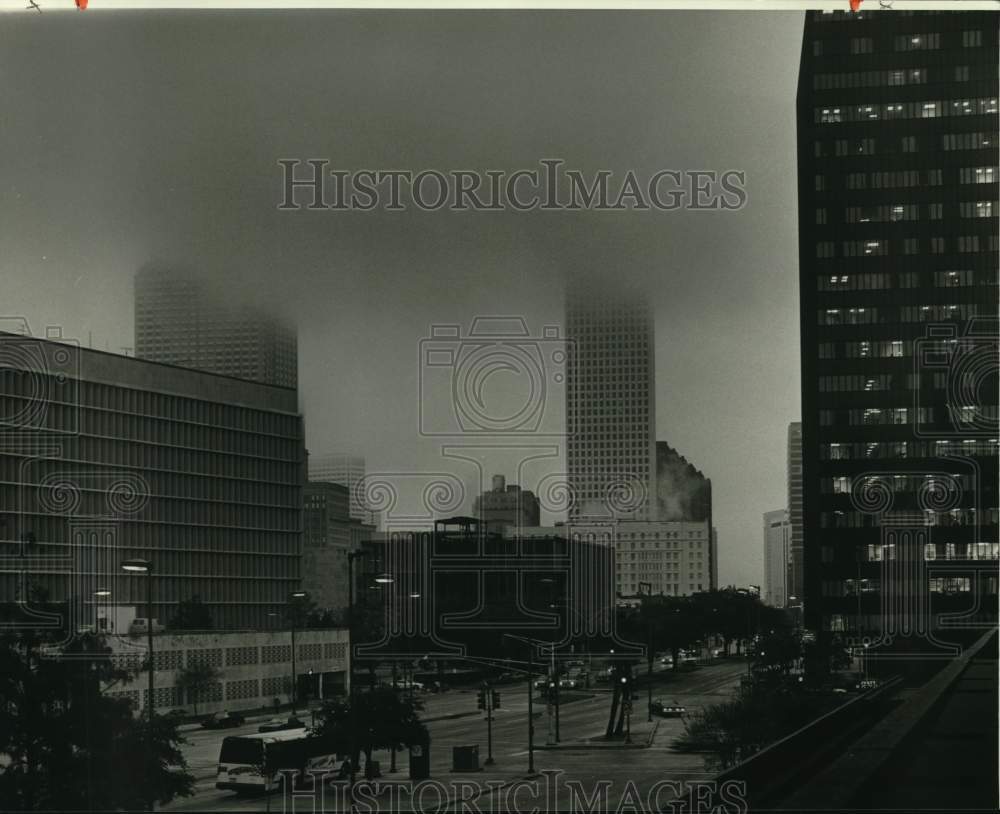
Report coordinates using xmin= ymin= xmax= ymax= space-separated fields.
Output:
xmin=0 ymin=629 xmax=194 ymax=811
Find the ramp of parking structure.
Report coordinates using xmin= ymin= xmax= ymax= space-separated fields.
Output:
xmin=774 ymin=628 xmax=997 ymax=813
xmin=674 ymin=676 xmax=906 ymax=812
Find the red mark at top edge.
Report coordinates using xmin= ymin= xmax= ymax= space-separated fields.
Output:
xmin=76 ymin=0 xmax=89 ymax=9
xmin=849 ymin=0 xmax=863 ymax=10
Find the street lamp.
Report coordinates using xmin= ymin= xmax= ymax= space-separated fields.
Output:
xmin=637 ymin=582 xmax=654 ymax=721
xmin=121 ymin=558 xmax=154 ymax=813
xmin=539 ymin=576 xmax=559 ymax=744
xmin=502 ymin=633 xmax=548 ymax=774
xmin=289 ymin=591 xmax=307 ymax=715
xmin=93 ymin=589 xmax=110 ymax=633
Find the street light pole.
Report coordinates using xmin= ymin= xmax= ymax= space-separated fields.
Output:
xmin=289 ymin=591 xmax=306 ymax=715
xmin=122 ymin=559 xmax=155 ymax=813
xmin=638 ymin=582 xmax=653 ymax=722
xmin=502 ymin=633 xmax=539 ymax=774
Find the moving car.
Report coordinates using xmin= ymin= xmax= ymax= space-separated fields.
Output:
xmin=257 ymin=716 xmax=305 ymax=733
xmin=202 ymin=711 xmax=246 ymax=730
xmin=650 ymin=699 xmax=686 ymax=718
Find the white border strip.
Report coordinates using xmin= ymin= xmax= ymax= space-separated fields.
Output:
xmin=3 ymin=0 xmax=999 ymax=13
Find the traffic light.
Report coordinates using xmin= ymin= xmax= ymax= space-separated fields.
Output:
xmin=491 ymin=690 xmax=500 ymax=709
xmin=477 ymin=688 xmax=487 ymax=710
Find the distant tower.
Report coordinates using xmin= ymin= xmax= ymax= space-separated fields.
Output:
xmin=134 ymin=265 xmax=297 ymax=388
xmin=566 ymin=282 xmax=657 ymax=520
xmin=763 ymin=509 xmax=791 ymax=608
xmin=473 ymin=474 xmax=541 ymax=534
xmin=309 ymin=453 xmax=380 ymax=528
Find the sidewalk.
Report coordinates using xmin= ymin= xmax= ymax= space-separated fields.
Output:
xmin=536 ymin=717 xmax=661 ymax=750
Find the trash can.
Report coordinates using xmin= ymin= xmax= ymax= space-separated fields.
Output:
xmin=409 ymin=739 xmax=430 ymax=781
xmin=452 ymin=745 xmax=480 ymax=772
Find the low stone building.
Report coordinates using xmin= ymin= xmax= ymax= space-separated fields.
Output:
xmin=104 ymin=626 xmax=350 ymax=716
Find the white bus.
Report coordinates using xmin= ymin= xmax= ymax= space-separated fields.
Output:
xmin=216 ymin=728 xmax=340 ymax=793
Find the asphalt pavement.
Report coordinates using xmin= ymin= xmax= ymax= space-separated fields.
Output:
xmin=163 ymin=659 xmax=748 ymax=812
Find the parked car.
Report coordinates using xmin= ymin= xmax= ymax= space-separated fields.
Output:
xmin=659 ymin=655 xmax=674 ymax=667
xmin=650 ymin=700 xmax=686 ymax=718
xmin=257 ymin=715 xmax=305 ymax=733
xmin=201 ymin=711 xmax=245 ymax=729
xmin=395 ymin=679 xmax=425 ymax=692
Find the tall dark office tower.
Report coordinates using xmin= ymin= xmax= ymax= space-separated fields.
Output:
xmin=134 ymin=266 xmax=298 ymax=388
xmin=797 ymin=11 xmax=998 ymax=639
xmin=566 ymin=282 xmax=657 ymax=520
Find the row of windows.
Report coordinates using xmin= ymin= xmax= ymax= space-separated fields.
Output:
xmin=818 ymin=303 xmax=988 ymax=325
xmin=11 ymin=483 xmax=301 ymax=531
xmin=824 ymin=473 xmax=976 ymax=495
xmin=816 ymin=97 xmax=997 ymax=123
xmin=820 ymin=509 xmax=999 ymax=529
xmin=1 ymin=437 xmax=302 ymax=484
xmin=815 ymin=235 xmax=996 ymax=258
xmin=945 ymin=132 xmax=996 ymax=151
xmin=820 ymin=406 xmax=997 ymax=427
xmin=818 ymin=370 xmax=983 ymax=393
xmin=819 ymin=270 xmax=997 ymax=291
xmin=811 ymin=30 xmax=985 ymax=55
xmin=817 ymin=134 xmax=994 ymax=158
xmin=816 ymin=338 xmax=994 ymax=360
xmin=820 ymin=440 xmax=999 ymax=460
xmin=813 ymin=65 xmax=987 ymax=91
xmin=0 ymin=458 xmax=300 ymax=509
xmin=0 ymin=369 xmax=299 ymax=436
xmin=0 ymin=396 xmax=302 ymax=460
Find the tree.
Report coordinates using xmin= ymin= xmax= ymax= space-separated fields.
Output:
xmin=0 ymin=630 xmax=194 ymax=811
xmin=169 ymin=596 xmax=214 ymax=631
xmin=315 ymin=687 xmax=426 ymax=780
xmin=603 ymin=662 xmax=635 ymax=739
xmin=176 ymin=661 xmax=222 ymax=716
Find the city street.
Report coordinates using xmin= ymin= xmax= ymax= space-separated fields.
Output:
xmin=164 ymin=660 xmax=747 ymax=812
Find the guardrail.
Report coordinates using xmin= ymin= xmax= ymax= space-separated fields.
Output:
xmin=686 ymin=676 xmax=904 ymax=811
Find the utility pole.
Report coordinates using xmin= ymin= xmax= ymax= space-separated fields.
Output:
xmin=527 ymin=645 xmax=535 ymax=773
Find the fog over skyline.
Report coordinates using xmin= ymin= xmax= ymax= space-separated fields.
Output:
xmin=1 ymin=10 xmax=804 ymax=588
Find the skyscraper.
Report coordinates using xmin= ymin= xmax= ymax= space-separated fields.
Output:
xmin=797 ymin=11 xmax=998 ymax=637
xmin=763 ymin=509 xmax=792 ymax=608
xmin=308 ymin=453 xmax=380 ymax=528
xmin=303 ymin=481 xmax=374 ymax=613
xmin=787 ymin=422 xmax=804 ymax=603
xmin=566 ymin=283 xmax=657 ymax=520
xmin=0 ymin=331 xmax=305 ymax=630
xmin=134 ymin=266 xmax=298 ymax=388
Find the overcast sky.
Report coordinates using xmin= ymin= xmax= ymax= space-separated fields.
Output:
xmin=1 ymin=10 xmax=804 ymax=588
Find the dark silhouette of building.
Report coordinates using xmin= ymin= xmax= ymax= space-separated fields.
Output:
xmin=797 ymin=11 xmax=998 ymax=639
xmin=472 ymin=474 xmax=541 ymax=533
xmin=303 ymin=481 xmax=374 ymax=614
xmin=655 ymin=442 xmax=712 ymax=522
